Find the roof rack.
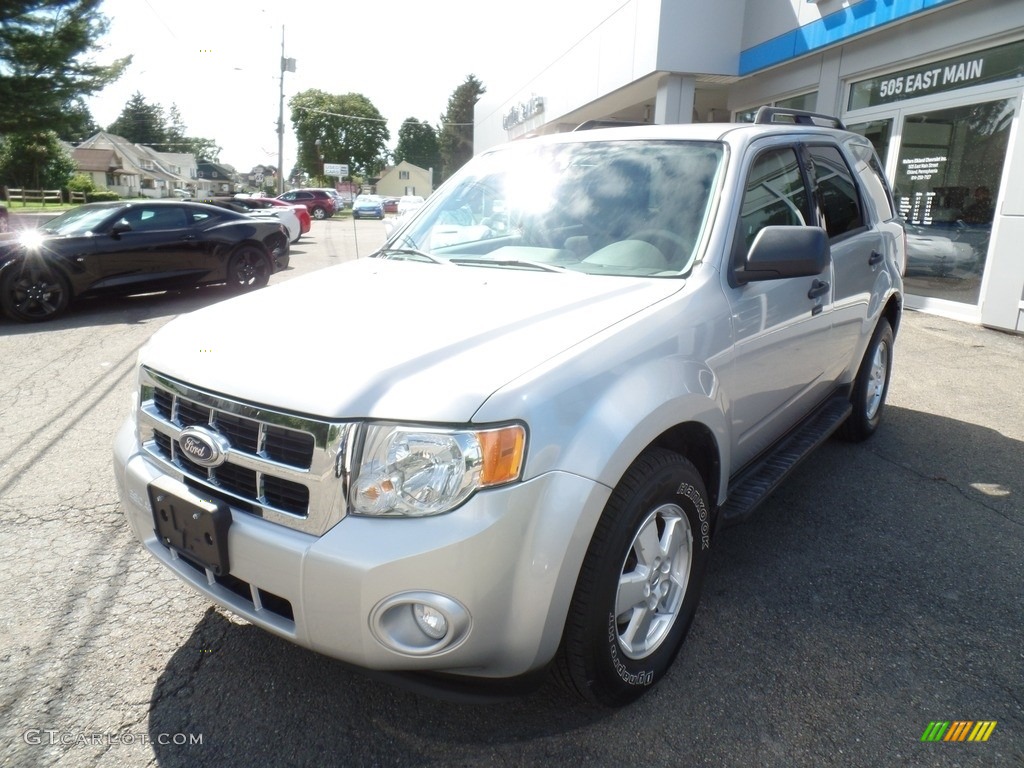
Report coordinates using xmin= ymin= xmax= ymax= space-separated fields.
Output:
xmin=573 ymin=119 xmax=649 ymax=131
xmin=754 ymin=107 xmax=846 ymax=130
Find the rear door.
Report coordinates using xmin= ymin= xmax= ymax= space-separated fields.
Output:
xmin=805 ymin=142 xmax=885 ymax=377
xmin=722 ymin=141 xmax=836 ymax=469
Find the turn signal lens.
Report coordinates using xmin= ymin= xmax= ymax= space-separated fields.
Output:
xmin=478 ymin=425 xmax=526 ymax=486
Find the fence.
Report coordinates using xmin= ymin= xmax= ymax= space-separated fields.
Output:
xmin=2 ymin=187 xmax=86 ymax=205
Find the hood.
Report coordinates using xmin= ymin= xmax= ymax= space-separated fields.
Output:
xmin=141 ymin=258 xmax=683 ymax=422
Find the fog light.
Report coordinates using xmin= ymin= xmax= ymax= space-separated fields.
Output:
xmin=412 ymin=603 xmax=448 ymax=640
xmin=370 ymin=591 xmax=471 ymax=656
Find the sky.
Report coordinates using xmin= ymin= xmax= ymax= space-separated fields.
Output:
xmin=84 ymin=0 xmax=628 ymax=174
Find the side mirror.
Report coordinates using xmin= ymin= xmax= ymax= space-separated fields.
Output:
xmin=735 ymin=226 xmax=829 ymax=284
xmin=110 ymin=219 xmax=132 ymax=237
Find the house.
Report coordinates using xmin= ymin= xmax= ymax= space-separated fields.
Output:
xmin=75 ymin=131 xmax=195 ymax=198
xmin=68 ymin=146 xmax=124 ymax=191
xmin=196 ymin=159 xmax=239 ymax=195
xmin=375 ymin=161 xmax=433 ymax=198
xmin=240 ymin=165 xmax=280 ymax=194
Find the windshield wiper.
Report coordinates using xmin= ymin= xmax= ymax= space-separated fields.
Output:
xmin=373 ymin=247 xmax=445 ymax=264
xmin=447 ymin=257 xmax=570 ymax=273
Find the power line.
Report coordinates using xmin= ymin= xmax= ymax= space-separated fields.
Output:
xmin=296 ymin=106 xmax=473 ymax=127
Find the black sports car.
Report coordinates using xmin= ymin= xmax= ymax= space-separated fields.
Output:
xmin=0 ymin=200 xmax=290 ymax=322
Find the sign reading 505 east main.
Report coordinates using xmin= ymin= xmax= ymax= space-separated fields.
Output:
xmin=849 ymin=40 xmax=1024 ymax=110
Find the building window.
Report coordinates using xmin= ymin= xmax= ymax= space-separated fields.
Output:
xmin=399 ymin=170 xmax=409 ymax=179
xmin=736 ymin=92 xmax=819 ymax=123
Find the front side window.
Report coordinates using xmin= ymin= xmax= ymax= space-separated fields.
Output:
xmin=737 ymin=147 xmax=811 ymax=258
xmin=122 ymin=206 xmax=189 ymax=231
xmin=386 ymin=139 xmax=725 ymax=277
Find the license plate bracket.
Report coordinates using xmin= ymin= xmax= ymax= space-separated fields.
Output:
xmin=149 ymin=480 xmax=231 ymax=576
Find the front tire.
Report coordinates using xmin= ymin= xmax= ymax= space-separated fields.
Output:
xmin=840 ymin=318 xmax=894 ymax=442
xmin=556 ymin=449 xmax=712 ymax=707
xmin=0 ymin=261 xmax=71 ymax=322
xmin=311 ymin=207 xmax=327 ymax=220
xmin=226 ymin=246 xmax=271 ymax=291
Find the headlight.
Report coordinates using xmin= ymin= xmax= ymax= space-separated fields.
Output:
xmin=351 ymin=424 xmax=526 ymax=517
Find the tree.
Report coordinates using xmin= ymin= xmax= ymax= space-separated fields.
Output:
xmin=0 ymin=131 xmax=76 ymax=189
xmin=165 ymin=104 xmax=220 ymax=159
xmin=289 ymin=89 xmax=390 ymax=183
xmin=107 ymin=92 xmax=167 ymax=147
xmin=0 ymin=1 xmax=130 ymax=136
xmin=59 ymin=98 xmax=101 ymax=144
xmin=438 ymin=75 xmax=485 ymax=183
xmin=104 ymin=94 xmax=221 ymax=159
xmin=394 ymin=118 xmax=441 ymax=187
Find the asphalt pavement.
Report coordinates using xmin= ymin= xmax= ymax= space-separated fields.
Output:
xmin=0 ymin=218 xmax=1021 ymax=767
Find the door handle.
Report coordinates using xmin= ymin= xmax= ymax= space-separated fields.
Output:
xmin=869 ymin=250 xmax=883 ymax=266
xmin=807 ymin=279 xmax=830 ymax=299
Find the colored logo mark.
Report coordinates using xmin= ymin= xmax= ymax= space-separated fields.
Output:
xmin=921 ymin=721 xmax=997 ymax=742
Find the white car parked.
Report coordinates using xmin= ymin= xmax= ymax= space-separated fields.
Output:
xmin=397 ymin=195 xmax=425 ymax=217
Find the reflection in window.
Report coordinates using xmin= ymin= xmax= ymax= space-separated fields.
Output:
xmin=847 ymin=119 xmax=893 ymax=166
xmin=738 ymin=148 xmax=810 ymax=257
xmin=896 ymin=98 xmax=1012 ymax=305
xmin=808 ymin=145 xmax=864 ymax=238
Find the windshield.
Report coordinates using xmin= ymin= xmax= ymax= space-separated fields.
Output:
xmin=40 ymin=205 xmax=121 ymax=235
xmin=385 ymin=139 xmax=724 ymax=276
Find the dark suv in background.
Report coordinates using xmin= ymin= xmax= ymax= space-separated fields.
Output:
xmin=275 ymin=189 xmax=336 ymax=220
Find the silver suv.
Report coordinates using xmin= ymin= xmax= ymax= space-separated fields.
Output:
xmin=114 ymin=109 xmax=904 ymax=707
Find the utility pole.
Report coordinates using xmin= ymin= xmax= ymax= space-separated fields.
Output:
xmin=277 ymin=26 xmax=296 ymax=194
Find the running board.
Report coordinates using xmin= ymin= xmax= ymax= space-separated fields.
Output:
xmin=719 ymin=395 xmax=852 ymax=527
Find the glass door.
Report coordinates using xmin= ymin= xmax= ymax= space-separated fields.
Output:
xmin=894 ymin=97 xmax=1013 ymax=305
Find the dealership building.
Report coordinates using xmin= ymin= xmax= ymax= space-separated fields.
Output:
xmin=475 ymin=0 xmax=1024 ymax=333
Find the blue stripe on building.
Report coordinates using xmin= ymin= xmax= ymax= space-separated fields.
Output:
xmin=739 ymin=0 xmax=963 ymax=74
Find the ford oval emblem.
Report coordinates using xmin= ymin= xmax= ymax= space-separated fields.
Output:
xmin=177 ymin=426 xmax=229 ymax=468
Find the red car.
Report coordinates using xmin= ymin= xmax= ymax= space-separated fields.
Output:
xmin=275 ymin=189 xmax=336 ymax=220
xmin=240 ymin=196 xmax=311 ymax=235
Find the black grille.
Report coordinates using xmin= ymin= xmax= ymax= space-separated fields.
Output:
xmin=214 ymin=462 xmax=259 ymax=499
xmin=177 ymin=399 xmax=211 ymax=427
xmin=213 ymin=412 xmax=260 ymax=453
xmin=153 ymin=431 xmax=172 ymax=457
xmin=154 ymin=389 xmax=173 ymax=419
xmin=265 ymin=426 xmax=315 ymax=469
xmin=264 ymin=476 xmax=310 ymax=515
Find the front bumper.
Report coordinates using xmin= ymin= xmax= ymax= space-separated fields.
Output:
xmin=114 ymin=417 xmax=609 ymax=678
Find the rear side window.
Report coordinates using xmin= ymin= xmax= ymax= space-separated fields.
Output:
xmin=808 ymin=145 xmax=864 ymax=238
xmin=738 ymin=147 xmax=811 ymax=257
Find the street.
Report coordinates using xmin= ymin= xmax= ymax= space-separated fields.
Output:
xmin=1 ymin=218 xmax=1021 ymax=767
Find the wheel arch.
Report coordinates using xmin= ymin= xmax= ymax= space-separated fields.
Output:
xmin=231 ymin=238 xmax=273 ymax=260
xmin=882 ymin=292 xmax=902 ymax=338
xmin=648 ymin=421 xmax=722 ymax=512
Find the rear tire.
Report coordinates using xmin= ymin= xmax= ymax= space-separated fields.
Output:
xmin=0 ymin=260 xmax=71 ymax=322
xmin=556 ymin=449 xmax=712 ymax=707
xmin=840 ymin=318 xmax=894 ymax=442
xmin=227 ymin=246 xmax=271 ymax=291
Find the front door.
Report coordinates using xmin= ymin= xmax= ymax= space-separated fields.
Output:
xmin=89 ymin=204 xmax=205 ymax=294
xmin=724 ymin=143 xmax=836 ymax=470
